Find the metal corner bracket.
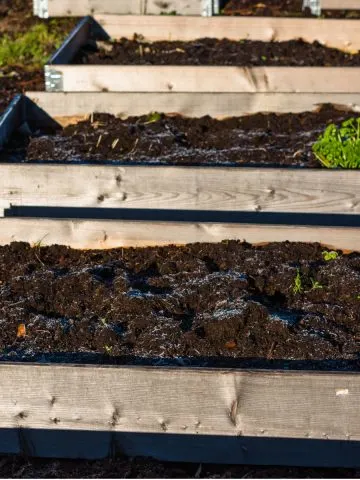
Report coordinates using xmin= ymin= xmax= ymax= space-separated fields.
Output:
xmin=44 ymin=66 xmax=63 ymax=92
xmin=33 ymin=0 xmax=49 ymax=18
xmin=302 ymin=0 xmax=321 ymax=16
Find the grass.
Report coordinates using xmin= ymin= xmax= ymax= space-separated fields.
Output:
xmin=0 ymin=21 xmax=65 ymax=69
xmin=312 ymin=117 xmax=360 ymax=168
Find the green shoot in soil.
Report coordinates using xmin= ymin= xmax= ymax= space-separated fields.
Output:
xmin=312 ymin=117 xmax=360 ymax=168
xmin=322 ymin=250 xmax=339 ymax=261
xmin=310 ymin=279 xmax=323 ymax=290
xmin=144 ymin=112 xmax=161 ymax=125
xmin=293 ymin=269 xmax=303 ymax=294
xmin=0 ymin=22 xmax=65 ymax=68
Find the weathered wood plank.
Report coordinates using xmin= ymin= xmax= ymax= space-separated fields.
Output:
xmin=0 ymin=363 xmax=359 ymax=441
xmin=322 ymin=0 xmax=360 ymax=9
xmin=45 ymin=0 xmax=204 ymax=16
xmin=2 ymin=218 xmax=360 ymax=250
xmin=51 ymin=65 xmax=360 ymax=93
xmin=26 ymin=91 xmax=360 ymax=118
xmin=1 ymin=165 xmax=360 ymax=215
xmin=95 ymin=15 xmax=360 ymax=52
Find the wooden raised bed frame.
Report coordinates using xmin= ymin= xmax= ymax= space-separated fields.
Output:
xmin=33 ymin=0 xmax=220 ymax=18
xmin=33 ymin=0 xmax=360 ymax=18
xmin=2 ymin=93 xmax=360 ymax=217
xmin=0 ymin=216 xmax=360 ymax=464
xmin=45 ymin=15 xmax=360 ymax=92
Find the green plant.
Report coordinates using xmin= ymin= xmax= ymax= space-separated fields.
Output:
xmin=104 ymin=345 xmax=113 ymax=355
xmin=0 ymin=22 xmax=65 ymax=68
xmin=312 ymin=117 xmax=360 ymax=168
xmin=144 ymin=112 xmax=161 ymax=125
xmin=292 ymin=269 xmax=303 ymax=294
xmin=310 ymin=279 xmax=323 ymax=290
xmin=322 ymin=250 xmax=339 ymax=261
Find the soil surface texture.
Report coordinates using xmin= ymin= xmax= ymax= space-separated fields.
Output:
xmin=0 ymin=68 xmax=43 ymax=116
xmin=75 ymin=37 xmax=360 ymax=66
xmin=0 ymin=240 xmax=360 ymax=369
xmin=223 ymin=0 xmax=360 ymax=18
xmin=0 ymin=454 xmax=360 ymax=478
xmin=2 ymin=104 xmax=353 ymax=166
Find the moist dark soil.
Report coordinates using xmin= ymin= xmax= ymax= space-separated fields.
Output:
xmin=1 ymin=454 xmax=360 ymax=478
xmin=1 ymin=240 xmax=360 ymax=369
xmin=75 ymin=37 xmax=360 ymax=66
xmin=2 ymin=104 xmax=354 ymax=166
xmin=223 ymin=0 xmax=360 ymax=18
xmin=0 ymin=68 xmax=43 ymax=116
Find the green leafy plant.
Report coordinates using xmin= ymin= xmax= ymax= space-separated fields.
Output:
xmin=322 ymin=250 xmax=339 ymax=261
xmin=312 ymin=117 xmax=360 ymax=168
xmin=0 ymin=22 xmax=65 ymax=68
xmin=292 ymin=269 xmax=303 ymax=294
xmin=310 ymin=278 xmax=323 ymax=290
xmin=104 ymin=345 xmax=113 ymax=355
xmin=144 ymin=112 xmax=161 ymax=125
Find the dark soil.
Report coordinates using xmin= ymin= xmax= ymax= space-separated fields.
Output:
xmin=0 ymin=68 xmax=43 ymax=116
xmin=1 ymin=454 xmax=360 ymax=478
xmin=75 ymin=37 xmax=360 ymax=66
xmin=2 ymin=104 xmax=354 ymax=166
xmin=223 ymin=0 xmax=360 ymax=18
xmin=1 ymin=240 xmax=360 ymax=369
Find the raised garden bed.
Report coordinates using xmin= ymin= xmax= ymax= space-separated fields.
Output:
xmin=223 ymin=0 xmax=360 ymax=18
xmin=1 ymin=94 xmax=360 ymax=215
xmin=0 ymin=218 xmax=360 ymax=464
xmin=33 ymin=0 xmax=220 ymax=18
xmin=44 ymin=15 xmax=360 ymax=92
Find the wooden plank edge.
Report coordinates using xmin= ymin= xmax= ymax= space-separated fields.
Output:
xmin=25 ymin=91 xmax=360 ymax=118
xmin=49 ymin=65 xmax=360 ymax=93
xmin=94 ymin=15 xmax=360 ymax=52
xmin=0 ymin=363 xmax=359 ymax=441
xmin=1 ymin=218 xmax=360 ymax=251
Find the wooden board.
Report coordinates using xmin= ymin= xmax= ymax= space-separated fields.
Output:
xmin=1 ymin=164 xmax=360 ymax=216
xmin=322 ymin=0 xmax=360 ymax=9
xmin=3 ymin=217 xmax=360 ymax=250
xmin=40 ymin=0 xmax=206 ymax=17
xmin=48 ymin=65 xmax=360 ymax=93
xmin=0 ymin=362 xmax=360 ymax=463
xmin=26 ymin=91 xmax=360 ymax=117
xmin=95 ymin=15 xmax=360 ymax=52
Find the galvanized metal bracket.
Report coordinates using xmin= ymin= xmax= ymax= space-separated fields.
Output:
xmin=33 ymin=0 xmax=49 ymax=18
xmin=44 ymin=66 xmax=64 ymax=92
xmin=302 ymin=0 xmax=321 ymax=16
xmin=202 ymin=0 xmax=222 ymax=16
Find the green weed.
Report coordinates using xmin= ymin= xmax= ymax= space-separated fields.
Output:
xmin=322 ymin=250 xmax=339 ymax=261
xmin=310 ymin=279 xmax=323 ymax=290
xmin=144 ymin=112 xmax=161 ymax=125
xmin=292 ymin=269 xmax=303 ymax=294
xmin=104 ymin=345 xmax=113 ymax=355
xmin=0 ymin=22 xmax=65 ymax=68
xmin=312 ymin=117 xmax=360 ymax=168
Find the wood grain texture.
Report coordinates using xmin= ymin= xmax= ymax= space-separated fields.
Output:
xmin=1 ymin=164 xmax=360 ymax=215
xmin=322 ymin=0 xmax=360 ymax=9
xmin=46 ymin=0 xmax=204 ymax=16
xmin=51 ymin=65 xmax=360 ymax=93
xmin=2 ymin=218 xmax=360 ymax=250
xmin=26 ymin=91 xmax=360 ymax=118
xmin=0 ymin=363 xmax=359 ymax=441
xmin=95 ymin=15 xmax=360 ymax=51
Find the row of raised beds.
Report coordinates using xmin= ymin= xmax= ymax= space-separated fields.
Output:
xmin=1 ymin=0 xmax=360 ymax=469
